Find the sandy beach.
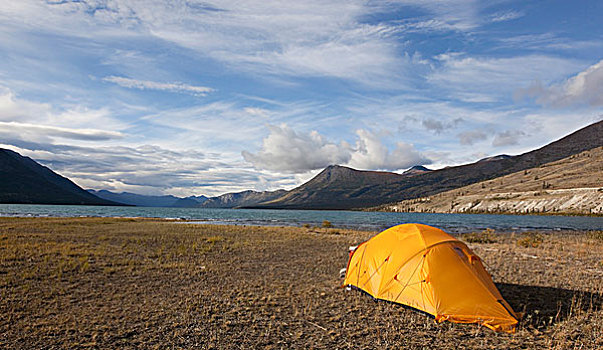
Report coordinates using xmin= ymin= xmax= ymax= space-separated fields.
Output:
xmin=1 ymin=217 xmax=601 ymax=349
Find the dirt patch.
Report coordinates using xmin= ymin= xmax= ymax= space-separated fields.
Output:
xmin=1 ymin=217 xmax=602 ymax=349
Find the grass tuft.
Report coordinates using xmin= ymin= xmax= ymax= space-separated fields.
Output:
xmin=460 ymin=228 xmax=497 ymax=244
xmin=516 ymin=232 xmax=544 ymax=248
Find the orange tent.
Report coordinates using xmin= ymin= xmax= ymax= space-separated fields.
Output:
xmin=344 ymin=223 xmax=519 ymax=333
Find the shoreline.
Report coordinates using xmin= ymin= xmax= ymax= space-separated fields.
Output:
xmin=366 ymin=207 xmax=603 ymax=218
xmin=0 ymin=213 xmax=602 ymax=233
xmin=0 ymin=201 xmax=603 ymax=232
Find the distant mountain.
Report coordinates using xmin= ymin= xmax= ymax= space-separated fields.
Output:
xmin=186 ymin=195 xmax=208 ymax=204
xmin=87 ymin=190 xmax=207 ymax=208
xmin=171 ymin=197 xmax=202 ymax=208
xmin=477 ymin=154 xmax=511 ymax=162
xmin=379 ymin=146 xmax=603 ymax=215
xmin=251 ymin=120 xmax=603 ymax=210
xmin=0 ymin=149 xmax=120 ymax=205
xmin=201 ymin=189 xmax=288 ymax=208
xmin=401 ymin=165 xmax=432 ymax=176
xmin=250 ymin=165 xmax=402 ymax=209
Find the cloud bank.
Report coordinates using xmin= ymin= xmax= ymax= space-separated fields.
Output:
xmin=517 ymin=59 xmax=603 ymax=107
xmin=0 ymin=121 xmax=124 ymax=141
xmin=242 ymin=124 xmax=430 ymax=173
xmin=102 ymin=76 xmax=213 ymax=95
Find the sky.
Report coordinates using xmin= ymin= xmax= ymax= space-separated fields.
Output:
xmin=1 ymin=0 xmax=602 ymax=197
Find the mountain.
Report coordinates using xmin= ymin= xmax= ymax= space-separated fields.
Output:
xmin=186 ymin=195 xmax=208 ymax=204
xmin=401 ymin=165 xmax=432 ymax=177
xmin=379 ymin=146 xmax=603 ymax=215
xmin=251 ymin=120 xmax=603 ymax=210
xmin=88 ymin=190 xmax=181 ymax=207
xmin=87 ymin=190 xmax=208 ymax=208
xmin=171 ymin=197 xmax=202 ymax=208
xmin=201 ymin=189 xmax=288 ymax=208
xmin=0 ymin=148 xmax=120 ymax=205
xmin=477 ymin=154 xmax=511 ymax=162
xmin=250 ymin=165 xmax=403 ymax=209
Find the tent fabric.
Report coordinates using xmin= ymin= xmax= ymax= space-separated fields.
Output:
xmin=344 ymin=223 xmax=519 ymax=333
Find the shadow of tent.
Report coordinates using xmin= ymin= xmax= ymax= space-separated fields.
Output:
xmin=496 ymin=283 xmax=602 ymax=329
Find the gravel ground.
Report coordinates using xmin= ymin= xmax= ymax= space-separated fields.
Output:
xmin=1 ymin=217 xmax=601 ymax=349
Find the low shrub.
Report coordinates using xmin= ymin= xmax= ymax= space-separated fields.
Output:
xmin=322 ymin=220 xmax=333 ymax=228
xmin=516 ymin=232 xmax=544 ymax=248
xmin=460 ymin=228 xmax=497 ymax=244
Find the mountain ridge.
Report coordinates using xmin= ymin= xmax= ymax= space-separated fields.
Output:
xmin=248 ymin=120 xmax=603 ymax=209
xmin=2 ymin=120 xmax=601 ymax=210
xmin=87 ymin=190 xmax=208 ymax=208
xmin=0 ymin=149 xmax=120 ymax=205
xmin=377 ymin=146 xmax=603 ymax=215
xmin=201 ymin=189 xmax=288 ymax=208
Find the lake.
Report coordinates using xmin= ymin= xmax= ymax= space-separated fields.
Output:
xmin=1 ymin=204 xmax=601 ymax=232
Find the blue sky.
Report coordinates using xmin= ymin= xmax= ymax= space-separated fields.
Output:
xmin=1 ymin=0 xmax=602 ymax=196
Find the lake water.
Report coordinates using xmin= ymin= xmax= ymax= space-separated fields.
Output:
xmin=0 ymin=204 xmax=601 ymax=232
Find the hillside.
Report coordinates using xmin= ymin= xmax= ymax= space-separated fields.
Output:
xmin=253 ymin=165 xmax=403 ymax=209
xmin=252 ymin=120 xmax=603 ymax=209
xmin=201 ymin=189 xmax=287 ymax=208
xmin=377 ymin=147 xmax=603 ymax=215
xmin=0 ymin=149 xmax=119 ymax=205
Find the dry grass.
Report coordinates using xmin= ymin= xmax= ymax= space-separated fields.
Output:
xmin=516 ymin=232 xmax=544 ymax=248
xmin=1 ymin=217 xmax=602 ymax=349
xmin=460 ymin=228 xmax=498 ymax=244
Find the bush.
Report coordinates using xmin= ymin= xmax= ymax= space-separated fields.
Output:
xmin=516 ymin=232 xmax=543 ymax=248
xmin=322 ymin=220 xmax=333 ymax=228
xmin=460 ymin=228 xmax=497 ymax=244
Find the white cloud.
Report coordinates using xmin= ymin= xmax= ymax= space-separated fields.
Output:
xmin=0 ymin=87 xmax=128 ymax=134
xmin=242 ymin=124 xmax=430 ymax=173
xmin=490 ymin=10 xmax=524 ymax=23
xmin=1 ymin=141 xmax=294 ymax=197
xmin=236 ymin=38 xmax=398 ymax=83
xmin=102 ymin=76 xmax=213 ymax=95
xmin=516 ymin=59 xmax=603 ymax=107
xmin=140 ymin=99 xmax=344 ymax=152
xmin=348 ymin=129 xmax=430 ymax=170
xmin=388 ymin=0 xmax=481 ymax=32
xmin=0 ymin=121 xmax=123 ymax=141
xmin=140 ymin=101 xmax=271 ymax=150
xmin=9 ymin=0 xmax=403 ymax=86
xmin=244 ymin=107 xmax=270 ymax=118
xmin=0 ymin=0 xmax=488 ymax=88
xmin=0 ymin=87 xmax=51 ymax=121
xmin=1 ymin=0 xmax=600 ymax=199
xmin=1 ymin=0 xmax=531 ymax=90
xmin=242 ymin=124 xmax=352 ymax=173
xmin=495 ymin=33 xmax=603 ymax=52
xmin=428 ymin=54 xmax=585 ymax=100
